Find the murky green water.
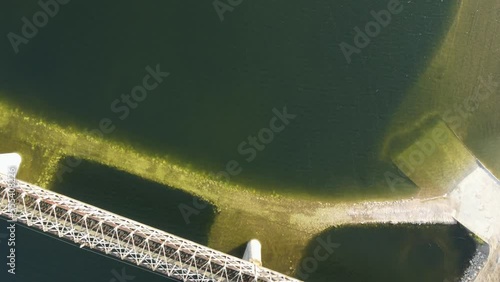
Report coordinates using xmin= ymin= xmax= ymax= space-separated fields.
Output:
xmin=299 ymin=225 xmax=477 ymax=282
xmin=0 ymin=0 xmax=487 ymax=281
xmin=0 ymin=0 xmax=459 ymax=195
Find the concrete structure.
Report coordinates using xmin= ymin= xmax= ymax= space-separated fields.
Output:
xmin=0 ymin=153 xmax=21 ymax=176
xmin=449 ymin=162 xmax=500 ymax=281
xmin=243 ymin=239 xmax=262 ymax=266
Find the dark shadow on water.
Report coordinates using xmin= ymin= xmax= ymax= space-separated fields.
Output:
xmin=52 ymin=158 xmax=217 ymax=245
xmin=296 ymin=224 xmax=477 ymax=282
xmin=227 ymin=241 xmax=248 ymax=259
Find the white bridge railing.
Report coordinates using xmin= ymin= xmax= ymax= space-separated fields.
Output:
xmin=0 ymin=173 xmax=301 ymax=282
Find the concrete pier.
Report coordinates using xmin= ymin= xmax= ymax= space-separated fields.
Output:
xmin=0 ymin=153 xmax=21 ymax=176
xmin=242 ymin=239 xmax=262 ymax=266
xmin=449 ymin=163 xmax=500 ymax=281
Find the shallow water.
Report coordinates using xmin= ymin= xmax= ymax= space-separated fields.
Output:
xmin=0 ymin=0 xmax=459 ymax=196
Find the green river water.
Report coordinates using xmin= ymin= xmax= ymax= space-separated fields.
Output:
xmin=1 ymin=0 xmax=498 ymax=281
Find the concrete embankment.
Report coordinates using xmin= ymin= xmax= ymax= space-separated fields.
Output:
xmin=460 ymin=243 xmax=490 ymax=282
xmin=450 ymin=165 xmax=500 ymax=282
xmin=474 ymin=240 xmax=499 ymax=282
xmin=291 ymin=197 xmax=456 ymax=233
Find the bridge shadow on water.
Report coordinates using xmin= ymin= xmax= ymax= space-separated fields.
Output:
xmin=51 ymin=158 xmax=217 ymax=246
xmin=298 ymin=224 xmax=478 ymax=282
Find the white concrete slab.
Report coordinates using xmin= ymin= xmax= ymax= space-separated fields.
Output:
xmin=0 ymin=152 xmax=21 ymax=177
xmin=450 ymin=166 xmax=500 ymax=243
xmin=449 ymin=165 xmax=500 ymax=281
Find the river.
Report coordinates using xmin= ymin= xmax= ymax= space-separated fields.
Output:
xmin=1 ymin=0 xmax=496 ymax=281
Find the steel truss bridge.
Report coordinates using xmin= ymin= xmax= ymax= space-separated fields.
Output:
xmin=0 ymin=173 xmax=300 ymax=282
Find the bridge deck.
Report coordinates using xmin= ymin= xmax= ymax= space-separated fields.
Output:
xmin=0 ymin=174 xmax=301 ymax=282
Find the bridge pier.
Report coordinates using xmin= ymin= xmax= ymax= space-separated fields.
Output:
xmin=0 ymin=153 xmax=21 ymax=176
xmin=207 ymin=206 xmax=312 ymax=276
xmin=243 ymin=239 xmax=262 ymax=266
